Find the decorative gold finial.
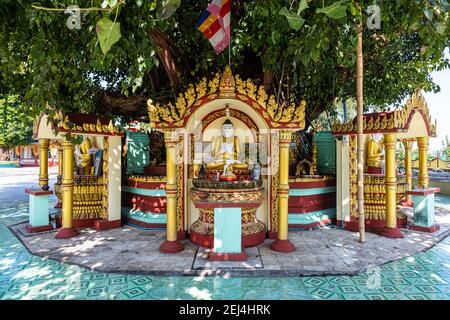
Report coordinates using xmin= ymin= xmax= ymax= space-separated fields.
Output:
xmin=219 ymin=65 xmax=235 ymax=93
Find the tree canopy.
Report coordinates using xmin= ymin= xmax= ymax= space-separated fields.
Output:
xmin=0 ymin=0 xmax=449 ymax=128
xmin=0 ymin=95 xmax=34 ymax=148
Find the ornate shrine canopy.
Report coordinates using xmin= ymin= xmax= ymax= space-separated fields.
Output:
xmin=147 ymin=66 xmax=306 ymax=130
xmin=33 ymin=112 xmax=124 ymax=140
xmin=331 ymin=92 xmax=437 ymax=139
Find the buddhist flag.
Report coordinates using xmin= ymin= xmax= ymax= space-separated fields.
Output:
xmin=197 ymin=0 xmax=231 ymax=53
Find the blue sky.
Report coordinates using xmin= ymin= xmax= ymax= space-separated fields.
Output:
xmin=423 ymin=48 xmax=450 ymax=152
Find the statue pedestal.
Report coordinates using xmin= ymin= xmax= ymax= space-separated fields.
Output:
xmin=25 ymin=189 xmax=54 ymax=233
xmin=190 ymin=179 xmax=265 ymax=260
xmin=208 ymin=207 xmax=247 ymax=261
xmin=407 ymin=188 xmax=441 ymax=233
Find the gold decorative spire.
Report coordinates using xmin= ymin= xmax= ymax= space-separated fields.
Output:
xmin=219 ymin=65 xmax=235 ymax=93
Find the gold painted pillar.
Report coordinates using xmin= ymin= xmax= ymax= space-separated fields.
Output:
xmin=312 ymin=133 xmax=318 ymax=175
xmin=418 ymin=137 xmax=429 ymax=189
xmin=271 ymin=130 xmax=296 ymax=252
xmin=54 ymin=143 xmax=63 ymax=208
xmin=57 ymin=143 xmax=63 ymax=177
xmin=159 ymin=130 xmax=184 ymax=253
xmin=38 ymin=139 xmax=50 ymax=191
xmin=382 ymin=133 xmax=403 ymax=238
xmin=55 ymin=140 xmax=78 ymax=238
xmin=404 ymin=141 xmax=413 ymax=204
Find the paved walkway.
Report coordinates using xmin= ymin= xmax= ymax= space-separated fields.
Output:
xmin=1 ymin=167 xmax=450 ymax=299
xmin=10 ymin=212 xmax=450 ymax=276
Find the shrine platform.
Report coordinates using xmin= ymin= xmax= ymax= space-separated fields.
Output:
xmin=10 ymin=203 xmax=450 ymax=277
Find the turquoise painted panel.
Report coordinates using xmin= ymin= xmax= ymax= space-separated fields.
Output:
xmin=29 ymin=194 xmax=49 ymax=227
xmin=412 ymin=193 xmax=435 ymax=228
xmin=121 ymin=207 xmax=167 ymax=224
xmin=126 ymin=131 xmax=150 ymax=175
xmin=288 ymin=208 xmax=336 ymax=225
xmin=316 ymin=131 xmax=336 ymax=175
xmin=214 ymin=208 xmax=242 ymax=253
xmin=289 ymin=186 xmax=336 ymax=196
xmin=122 ymin=186 xmax=166 ymax=197
xmin=0 ymin=163 xmax=19 ymax=168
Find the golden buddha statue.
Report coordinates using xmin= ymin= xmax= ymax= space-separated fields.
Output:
xmin=78 ymin=138 xmax=93 ymax=175
xmin=206 ymin=119 xmax=248 ymax=178
xmin=366 ymin=135 xmax=384 ymax=168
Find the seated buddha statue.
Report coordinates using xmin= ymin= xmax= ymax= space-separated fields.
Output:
xmin=366 ymin=135 xmax=384 ymax=169
xmin=206 ymin=119 xmax=248 ymax=178
xmin=77 ymin=138 xmax=93 ymax=175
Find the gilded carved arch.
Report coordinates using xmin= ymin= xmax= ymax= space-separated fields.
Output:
xmin=147 ymin=66 xmax=306 ymax=130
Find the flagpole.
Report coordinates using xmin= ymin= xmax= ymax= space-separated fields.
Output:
xmin=228 ymin=3 xmax=231 ymax=69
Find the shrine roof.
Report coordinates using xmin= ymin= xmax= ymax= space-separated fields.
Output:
xmin=33 ymin=112 xmax=124 ymax=140
xmin=331 ymin=92 xmax=437 ymax=138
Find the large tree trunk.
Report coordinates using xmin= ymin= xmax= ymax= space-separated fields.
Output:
xmin=150 ymin=27 xmax=181 ymax=90
xmin=262 ymin=71 xmax=273 ymax=91
xmin=96 ymin=90 xmax=149 ymax=118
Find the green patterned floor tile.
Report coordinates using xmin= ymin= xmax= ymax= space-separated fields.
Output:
xmin=381 ymin=293 xmax=409 ymax=300
xmin=387 ymin=278 xmax=411 ymax=286
xmin=130 ymin=276 xmax=153 ymax=286
xmin=364 ymin=293 xmax=388 ymax=300
xmin=121 ymin=287 xmax=147 ymax=299
xmin=405 ymin=293 xmax=430 ymax=300
xmin=379 ymin=285 xmax=402 ymax=294
xmin=327 ymin=276 xmax=354 ymax=286
xmin=423 ymin=276 xmax=448 ymax=285
xmin=87 ymin=286 xmax=108 ymax=297
xmin=302 ymin=277 xmax=328 ymax=288
xmin=416 ymin=285 xmax=442 ymax=294
xmin=341 ymin=293 xmax=368 ymax=300
xmin=337 ymin=285 xmax=362 ymax=294
xmin=309 ymin=287 xmax=340 ymax=300
xmin=108 ymin=276 xmax=127 ymax=286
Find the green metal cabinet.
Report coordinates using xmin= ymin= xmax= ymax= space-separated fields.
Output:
xmin=125 ymin=131 xmax=150 ymax=175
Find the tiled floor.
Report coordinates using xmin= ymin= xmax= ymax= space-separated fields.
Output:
xmin=1 ymin=167 xmax=450 ymax=300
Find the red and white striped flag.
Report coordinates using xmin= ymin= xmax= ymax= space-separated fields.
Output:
xmin=197 ymin=0 xmax=231 ymax=53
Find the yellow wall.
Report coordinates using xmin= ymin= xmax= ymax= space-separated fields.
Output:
xmin=412 ymin=158 xmax=450 ymax=170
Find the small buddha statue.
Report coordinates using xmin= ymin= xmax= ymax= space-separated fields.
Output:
xmin=367 ymin=135 xmax=384 ymax=169
xmin=206 ymin=119 xmax=248 ymax=178
xmin=77 ymin=138 xmax=93 ymax=175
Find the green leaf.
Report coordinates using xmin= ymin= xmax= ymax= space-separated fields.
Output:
xmin=423 ymin=8 xmax=433 ymax=21
xmin=297 ymin=0 xmax=309 ymax=16
xmin=157 ymin=0 xmax=181 ymax=20
xmin=96 ymin=17 xmax=121 ymax=55
xmin=279 ymin=7 xmax=306 ymax=31
xmin=436 ymin=22 xmax=446 ymax=35
xmin=316 ymin=0 xmax=347 ymax=20
xmin=299 ymin=54 xmax=310 ymax=66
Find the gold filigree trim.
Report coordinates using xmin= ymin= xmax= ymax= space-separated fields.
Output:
xmin=332 ymin=92 xmax=437 ymax=136
xmin=147 ymin=67 xmax=306 ymax=128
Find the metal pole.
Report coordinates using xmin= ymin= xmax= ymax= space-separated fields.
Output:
xmin=228 ymin=4 xmax=231 ymax=68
